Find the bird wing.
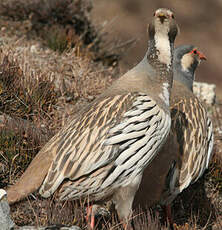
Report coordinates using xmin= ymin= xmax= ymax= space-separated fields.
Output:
xmin=171 ymin=97 xmax=214 ymax=192
xmin=39 ymin=92 xmax=171 ymax=199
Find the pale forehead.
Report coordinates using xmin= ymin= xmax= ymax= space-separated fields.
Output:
xmin=155 ymin=8 xmax=173 ymax=16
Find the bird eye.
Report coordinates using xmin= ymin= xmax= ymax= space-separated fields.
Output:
xmin=171 ymin=14 xmax=174 ymax=19
xmin=193 ymin=49 xmax=197 ymax=54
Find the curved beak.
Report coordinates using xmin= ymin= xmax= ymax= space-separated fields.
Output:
xmin=198 ymin=51 xmax=207 ymax=61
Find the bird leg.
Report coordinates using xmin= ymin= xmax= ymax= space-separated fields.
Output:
xmin=86 ymin=205 xmax=95 ymax=229
xmin=122 ymin=218 xmax=135 ymax=230
xmin=113 ymin=175 xmax=142 ymax=230
xmin=122 ymin=222 xmax=130 ymax=230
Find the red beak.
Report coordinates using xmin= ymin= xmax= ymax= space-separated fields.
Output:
xmin=198 ymin=51 xmax=207 ymax=60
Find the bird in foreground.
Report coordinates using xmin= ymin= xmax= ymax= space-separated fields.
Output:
xmin=6 ymin=8 xmax=178 ymax=229
xmin=134 ymin=45 xmax=214 ymax=227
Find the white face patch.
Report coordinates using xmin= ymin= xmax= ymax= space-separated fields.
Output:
xmin=159 ymin=82 xmax=170 ymax=106
xmin=181 ymin=53 xmax=194 ymax=72
xmin=154 ymin=19 xmax=171 ymax=68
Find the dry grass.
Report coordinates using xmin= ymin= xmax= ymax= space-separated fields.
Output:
xmin=10 ymin=195 xmax=170 ymax=230
xmin=0 ymin=38 xmax=116 ymax=182
xmin=10 ymin=197 xmax=85 ymax=227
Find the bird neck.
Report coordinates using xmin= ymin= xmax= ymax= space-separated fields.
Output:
xmin=146 ymin=38 xmax=174 ymax=89
xmin=145 ymin=36 xmax=174 ymax=107
xmin=173 ymin=58 xmax=195 ymax=92
xmin=173 ymin=69 xmax=194 ymax=92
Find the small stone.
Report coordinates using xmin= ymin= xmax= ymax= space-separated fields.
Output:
xmin=0 ymin=189 xmax=15 ymax=230
xmin=17 ymin=227 xmax=38 ymax=230
xmin=60 ymin=226 xmax=81 ymax=230
xmin=193 ymin=81 xmax=216 ymax=105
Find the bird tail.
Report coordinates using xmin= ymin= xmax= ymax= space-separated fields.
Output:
xmin=6 ymin=148 xmax=53 ymax=204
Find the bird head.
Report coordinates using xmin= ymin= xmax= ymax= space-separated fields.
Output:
xmin=188 ymin=47 xmax=207 ymax=63
xmin=148 ymin=8 xmax=178 ymax=44
xmin=147 ymin=8 xmax=179 ymax=74
xmin=173 ymin=45 xmax=207 ymax=90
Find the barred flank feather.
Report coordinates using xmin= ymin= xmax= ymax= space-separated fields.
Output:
xmin=39 ymin=93 xmax=171 ymax=201
xmin=160 ymin=45 xmax=214 ymax=205
xmin=170 ymin=96 xmax=214 ymax=193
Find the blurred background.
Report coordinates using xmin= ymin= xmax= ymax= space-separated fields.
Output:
xmin=92 ymin=0 xmax=222 ymax=98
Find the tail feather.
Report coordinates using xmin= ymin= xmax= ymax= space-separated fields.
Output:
xmin=6 ymin=149 xmax=53 ymax=204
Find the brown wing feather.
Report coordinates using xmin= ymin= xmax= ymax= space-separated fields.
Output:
xmin=171 ymin=96 xmax=213 ymax=192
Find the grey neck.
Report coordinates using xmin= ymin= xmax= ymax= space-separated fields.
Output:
xmin=173 ymin=58 xmax=195 ymax=91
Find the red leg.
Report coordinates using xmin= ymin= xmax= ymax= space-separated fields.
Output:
xmin=123 ymin=222 xmax=129 ymax=230
xmin=90 ymin=214 xmax=95 ymax=229
xmin=86 ymin=205 xmax=95 ymax=229
xmin=122 ymin=217 xmax=135 ymax=230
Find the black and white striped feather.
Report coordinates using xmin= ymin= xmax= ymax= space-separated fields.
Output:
xmin=39 ymin=92 xmax=171 ymax=201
